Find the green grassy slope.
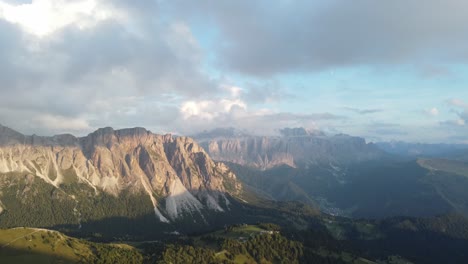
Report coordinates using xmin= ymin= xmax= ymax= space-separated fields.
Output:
xmin=0 ymin=227 xmax=142 ymax=264
xmin=418 ymin=158 xmax=468 ymax=178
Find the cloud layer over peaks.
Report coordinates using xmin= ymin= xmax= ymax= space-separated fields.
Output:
xmin=1 ymin=0 xmax=468 ymax=143
xmin=0 ymin=0 xmax=214 ymax=135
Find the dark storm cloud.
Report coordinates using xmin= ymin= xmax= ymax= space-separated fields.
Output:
xmin=168 ymin=0 xmax=468 ymax=76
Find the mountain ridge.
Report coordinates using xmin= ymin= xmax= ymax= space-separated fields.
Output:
xmin=193 ymin=127 xmax=387 ymax=169
xmin=0 ymin=124 xmax=242 ymax=226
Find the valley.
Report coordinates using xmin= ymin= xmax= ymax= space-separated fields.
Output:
xmin=1 ymin=125 xmax=468 ymax=263
xmin=2 ymin=1 xmax=467 ymax=262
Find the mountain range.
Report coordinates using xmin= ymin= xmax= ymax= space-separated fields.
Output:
xmin=0 ymin=124 xmax=247 ymax=237
xmin=195 ymin=127 xmax=468 ymax=219
xmin=194 ymin=127 xmax=387 ymax=170
xmin=2 ymin=125 xmax=468 ymax=263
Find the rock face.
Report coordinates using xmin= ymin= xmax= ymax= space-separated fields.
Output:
xmin=194 ymin=127 xmax=386 ymax=169
xmin=0 ymin=124 xmax=241 ymax=222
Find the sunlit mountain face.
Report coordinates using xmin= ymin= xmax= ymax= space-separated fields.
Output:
xmin=2 ymin=1 xmax=468 ymax=263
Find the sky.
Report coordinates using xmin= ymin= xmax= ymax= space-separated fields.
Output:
xmin=0 ymin=0 xmax=468 ymax=143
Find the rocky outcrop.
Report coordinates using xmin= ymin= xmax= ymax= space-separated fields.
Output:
xmin=0 ymin=125 xmax=241 ymax=222
xmin=194 ymin=128 xmax=386 ymax=169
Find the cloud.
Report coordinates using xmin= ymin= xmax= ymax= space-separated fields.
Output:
xmin=0 ymin=0 xmax=124 ymax=36
xmin=444 ymin=98 xmax=468 ymax=128
xmin=0 ymin=0 xmax=219 ymax=135
xmin=178 ymin=110 xmax=345 ymax=136
xmin=343 ymin=107 xmax=383 ymax=115
xmin=176 ymin=85 xmax=345 ymax=135
xmin=180 ymin=98 xmax=247 ymax=120
xmin=33 ymin=114 xmax=90 ymax=131
xmin=0 ymin=0 xmax=466 ymax=145
xmin=459 ymin=111 xmax=468 ymax=125
xmin=440 ymin=118 xmax=466 ymax=130
xmin=440 ymin=119 xmax=465 ymax=127
xmin=425 ymin=107 xmax=439 ymax=117
xmin=448 ymin=98 xmax=468 ymax=108
xmin=169 ymin=0 xmax=468 ymax=76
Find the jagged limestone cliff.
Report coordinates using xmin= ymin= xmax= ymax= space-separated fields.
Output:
xmin=0 ymin=125 xmax=242 ymax=224
xmin=194 ymin=128 xmax=386 ymax=169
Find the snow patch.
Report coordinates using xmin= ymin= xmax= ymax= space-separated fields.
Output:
xmin=165 ymin=178 xmax=203 ymax=219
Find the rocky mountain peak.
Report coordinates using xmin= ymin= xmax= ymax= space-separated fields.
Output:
xmin=0 ymin=125 xmax=242 ymax=223
xmin=0 ymin=124 xmax=26 ymax=145
xmin=196 ymin=127 xmax=386 ymax=169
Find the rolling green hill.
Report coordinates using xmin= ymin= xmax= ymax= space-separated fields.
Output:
xmin=418 ymin=158 xmax=468 ymax=178
xmin=0 ymin=227 xmax=142 ymax=264
xmin=2 ymin=214 xmax=468 ymax=264
xmin=151 ymin=223 xmax=386 ymax=264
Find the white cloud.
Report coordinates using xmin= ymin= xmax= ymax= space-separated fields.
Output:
xmin=176 ymin=84 xmax=345 ymax=135
xmin=180 ymin=101 xmax=216 ymax=120
xmin=426 ymin=107 xmax=439 ymax=117
xmin=222 ymin=85 xmax=243 ymax=97
xmin=445 ymin=98 xmax=468 ymax=127
xmin=0 ymin=0 xmax=123 ymax=37
xmin=448 ymin=98 xmax=467 ymax=108
xmin=180 ymin=86 xmax=247 ymax=120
